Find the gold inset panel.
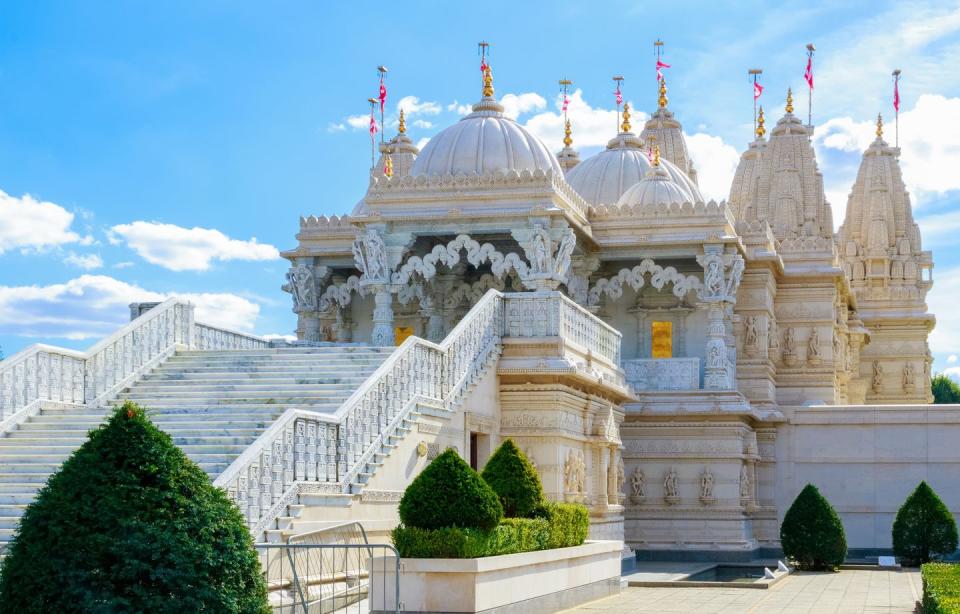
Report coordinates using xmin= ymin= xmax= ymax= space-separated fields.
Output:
xmin=651 ymin=321 xmax=673 ymax=358
xmin=394 ymin=327 xmax=415 ymax=345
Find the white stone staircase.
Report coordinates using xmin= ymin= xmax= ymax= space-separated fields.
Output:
xmin=0 ymin=345 xmax=390 ymax=548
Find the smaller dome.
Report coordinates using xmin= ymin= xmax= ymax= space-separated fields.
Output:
xmin=617 ymin=164 xmax=691 ymax=209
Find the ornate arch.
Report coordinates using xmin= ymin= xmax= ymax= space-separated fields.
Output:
xmin=317 ymin=275 xmax=366 ymax=311
xmin=587 ymin=259 xmax=702 ymax=305
xmin=391 ymin=234 xmax=530 ymax=285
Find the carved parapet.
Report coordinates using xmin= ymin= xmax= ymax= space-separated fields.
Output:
xmin=624 ymin=358 xmax=700 ymax=392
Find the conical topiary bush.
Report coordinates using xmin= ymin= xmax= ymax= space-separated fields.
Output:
xmin=399 ymin=448 xmax=503 ymax=530
xmin=0 ymin=402 xmax=269 ymax=613
xmin=780 ymin=483 xmax=847 ymax=571
xmin=480 ymin=439 xmax=544 ymax=518
xmin=893 ymin=481 xmax=959 ymax=565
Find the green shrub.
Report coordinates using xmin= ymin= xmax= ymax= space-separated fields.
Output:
xmin=0 ymin=402 xmax=269 ymax=614
xmin=532 ymin=502 xmax=590 ymax=548
xmin=480 ymin=439 xmax=544 ymax=517
xmin=780 ymin=483 xmax=847 ymax=571
xmin=399 ymin=448 xmax=503 ymax=530
xmin=933 ymin=374 xmax=960 ymax=404
xmin=922 ymin=563 xmax=960 ymax=613
xmin=392 ymin=517 xmax=551 ymax=558
xmin=893 ymin=481 xmax=959 ymax=566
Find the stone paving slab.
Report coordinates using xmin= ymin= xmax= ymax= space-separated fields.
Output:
xmin=563 ymin=568 xmax=922 ymax=614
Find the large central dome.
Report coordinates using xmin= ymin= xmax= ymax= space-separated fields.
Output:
xmin=411 ymin=97 xmax=562 ymax=177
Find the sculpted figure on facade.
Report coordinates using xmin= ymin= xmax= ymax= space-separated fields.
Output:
xmin=564 ymin=449 xmax=586 ymax=495
xmin=616 ymin=456 xmax=625 ymax=499
xmin=553 ymin=229 xmax=576 ymax=280
xmin=744 ymin=316 xmax=760 ymax=354
xmin=703 ymin=254 xmax=725 ymax=299
xmin=663 ymin=467 xmax=678 ymax=500
xmin=739 ymin=464 xmax=751 ymax=498
xmin=530 ymin=226 xmax=550 ymax=274
xmin=282 ymin=264 xmax=316 ymax=312
xmin=903 ymin=362 xmax=915 ymax=392
xmin=807 ymin=328 xmax=822 ymax=364
xmin=353 ymin=228 xmax=389 ymax=284
xmin=630 ymin=466 xmax=645 ymax=498
xmin=699 ymin=467 xmax=714 ymax=501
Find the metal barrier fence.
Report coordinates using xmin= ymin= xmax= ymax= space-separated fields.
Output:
xmin=256 ymin=542 xmax=400 ymax=614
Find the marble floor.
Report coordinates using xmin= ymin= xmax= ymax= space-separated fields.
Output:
xmin=564 ymin=568 xmax=922 ymax=614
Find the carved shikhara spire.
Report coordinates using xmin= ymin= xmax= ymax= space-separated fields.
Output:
xmin=756 ymin=106 xmax=766 ymax=139
xmin=658 ymin=78 xmax=668 ymax=109
xmin=875 ymin=113 xmax=883 ymax=139
xmin=398 ymin=109 xmax=406 ymax=134
xmin=564 ymin=118 xmax=573 ymax=147
xmin=621 ymin=102 xmax=632 ymax=133
xmin=786 ymin=88 xmax=794 ymax=114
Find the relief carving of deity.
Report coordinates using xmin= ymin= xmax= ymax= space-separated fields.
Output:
xmin=903 ymin=362 xmax=916 ymax=391
xmin=768 ymin=318 xmax=780 ymax=350
xmin=283 ymin=264 xmax=316 ymax=312
xmin=700 ymin=468 xmax=714 ymax=500
xmin=530 ymin=226 xmax=551 ymax=274
xmin=783 ymin=327 xmax=797 ymax=355
xmin=353 ymin=229 xmax=389 ymax=283
xmin=564 ymin=449 xmax=586 ymax=494
xmin=745 ymin=316 xmax=760 ymax=350
xmin=663 ymin=467 xmax=678 ymax=499
xmin=616 ymin=457 xmax=625 ymax=495
xmin=630 ymin=467 xmax=645 ymax=498
xmin=808 ymin=328 xmax=822 ymax=361
xmin=705 ymin=258 xmax=724 ymax=298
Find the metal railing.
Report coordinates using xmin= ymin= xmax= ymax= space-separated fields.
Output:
xmin=256 ymin=541 xmax=399 ymax=614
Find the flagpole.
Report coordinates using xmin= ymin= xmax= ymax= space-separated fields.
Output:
xmin=367 ymin=97 xmax=378 ymax=170
xmin=654 ymin=39 xmax=664 ymax=97
xmin=893 ymin=69 xmax=901 ymax=148
xmin=479 ymin=41 xmax=490 ymax=89
xmin=377 ymin=66 xmax=388 ymax=144
xmin=613 ymin=76 xmax=624 ymax=133
xmin=749 ymin=68 xmax=762 ymax=138
xmin=806 ymin=43 xmax=815 ymax=127
xmin=559 ymin=78 xmax=572 ymax=125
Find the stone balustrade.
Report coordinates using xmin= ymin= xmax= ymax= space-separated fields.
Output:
xmin=624 ymin=357 xmax=701 ymax=391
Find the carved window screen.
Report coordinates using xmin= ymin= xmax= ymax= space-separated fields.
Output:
xmin=651 ymin=321 xmax=673 ymax=358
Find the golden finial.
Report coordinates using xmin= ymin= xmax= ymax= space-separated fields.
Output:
xmin=756 ymin=106 xmax=766 ymax=139
xmin=482 ymin=66 xmax=494 ymax=98
xmin=786 ymin=87 xmax=794 ymax=114
xmin=563 ymin=118 xmax=573 ymax=147
xmin=621 ymin=102 xmax=632 ymax=133
xmin=652 ymin=145 xmax=661 ymax=166
xmin=384 ymin=155 xmax=394 ymax=178
xmin=398 ymin=109 xmax=406 ymax=134
xmin=658 ymin=78 xmax=668 ymax=109
xmin=875 ymin=113 xmax=883 ymax=138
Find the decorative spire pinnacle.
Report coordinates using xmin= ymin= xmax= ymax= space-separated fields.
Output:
xmin=621 ymin=102 xmax=632 ymax=133
xmin=756 ymin=106 xmax=766 ymax=139
xmin=658 ymin=78 xmax=668 ymax=109
xmin=653 ymin=144 xmax=661 ymax=166
xmin=482 ymin=66 xmax=494 ymax=98
xmin=786 ymin=88 xmax=794 ymax=114
xmin=563 ymin=118 xmax=573 ymax=147
xmin=384 ymin=155 xmax=394 ymax=178
xmin=398 ymin=109 xmax=406 ymax=134
xmin=876 ymin=112 xmax=883 ymax=139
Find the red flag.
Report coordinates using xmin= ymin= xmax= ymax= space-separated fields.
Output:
xmin=893 ymin=78 xmax=900 ymax=112
xmin=804 ymin=56 xmax=814 ymax=90
xmin=480 ymin=58 xmax=488 ymax=74
xmin=369 ymin=113 xmax=378 ymax=137
xmin=614 ymin=83 xmax=622 ymax=106
xmin=656 ymin=58 xmax=671 ymax=81
xmin=378 ymin=80 xmax=387 ymax=112
xmin=562 ymin=95 xmax=569 ymax=112
xmin=753 ymin=82 xmax=764 ymax=101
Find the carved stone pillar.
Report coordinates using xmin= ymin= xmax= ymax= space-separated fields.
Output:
xmin=697 ymin=247 xmax=744 ymax=390
xmin=704 ymin=302 xmax=729 ymax=389
xmin=371 ymin=286 xmax=395 ymax=346
xmin=606 ymin=446 xmax=618 ymax=505
xmin=333 ymin=306 xmax=353 ymax=342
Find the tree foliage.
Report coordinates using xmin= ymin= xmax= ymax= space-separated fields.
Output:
xmin=480 ymin=439 xmax=544 ymax=518
xmin=780 ymin=484 xmax=847 ymax=571
xmin=893 ymin=481 xmax=959 ymax=566
xmin=932 ymin=374 xmax=960 ymax=404
xmin=0 ymin=402 xmax=269 ymax=613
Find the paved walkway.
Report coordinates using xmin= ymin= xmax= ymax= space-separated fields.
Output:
xmin=565 ymin=568 xmax=922 ymax=614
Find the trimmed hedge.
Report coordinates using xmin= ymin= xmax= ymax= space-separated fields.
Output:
xmin=893 ymin=481 xmax=959 ymax=566
xmin=480 ymin=439 xmax=544 ymax=518
xmin=780 ymin=484 xmax=847 ymax=571
xmin=922 ymin=563 xmax=960 ymax=613
xmin=393 ymin=502 xmax=590 ymax=558
xmin=0 ymin=402 xmax=269 ymax=613
xmin=398 ymin=448 xmax=503 ymax=530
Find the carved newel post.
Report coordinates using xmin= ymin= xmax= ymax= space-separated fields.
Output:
xmin=697 ymin=247 xmax=744 ymax=389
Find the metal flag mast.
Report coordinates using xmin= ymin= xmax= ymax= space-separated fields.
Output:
xmin=749 ymin=68 xmax=763 ymax=138
xmin=893 ymin=69 xmax=902 ymax=148
xmin=559 ymin=78 xmax=573 ymax=147
xmin=806 ymin=43 xmax=815 ymax=127
xmin=377 ymin=65 xmax=388 ymax=144
xmin=478 ymin=41 xmax=490 ymax=88
xmin=613 ymin=75 xmax=624 ymax=133
xmin=654 ymin=39 xmax=664 ymax=89
xmin=367 ymin=97 xmax=378 ymax=170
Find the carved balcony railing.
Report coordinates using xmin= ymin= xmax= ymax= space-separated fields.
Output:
xmin=624 ymin=357 xmax=701 ymax=392
xmin=0 ymin=298 xmax=269 ymax=427
xmin=214 ymin=289 xmax=624 ymax=536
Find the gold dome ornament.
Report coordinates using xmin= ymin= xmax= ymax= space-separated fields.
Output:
xmin=658 ymin=78 xmax=668 ymax=109
xmin=652 ymin=144 xmax=661 ymax=166
xmin=563 ymin=118 xmax=573 ymax=147
xmin=756 ymin=106 xmax=766 ymax=139
xmin=384 ymin=155 xmax=394 ymax=178
xmin=621 ymin=102 xmax=632 ymax=133
xmin=482 ymin=65 xmax=494 ymax=98
xmin=875 ymin=113 xmax=883 ymax=139
xmin=786 ymin=88 xmax=794 ymax=114
xmin=398 ymin=109 xmax=406 ymax=134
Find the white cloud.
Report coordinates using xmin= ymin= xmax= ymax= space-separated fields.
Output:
xmin=499 ymin=93 xmax=546 ymax=120
xmin=948 ymin=354 xmax=957 ymax=364
xmin=917 ymin=208 xmax=960 ymax=247
xmin=395 ymin=95 xmax=441 ymax=116
xmin=64 ymin=252 xmax=103 ymax=270
xmin=447 ymin=100 xmax=472 ymax=116
xmin=0 ymin=275 xmax=261 ymax=341
xmin=927 ymin=265 xmax=960 ymax=357
xmin=346 ymin=115 xmax=369 ymax=129
xmin=523 ymin=89 xmax=639 ymax=152
xmin=108 ymin=221 xmax=280 ymax=272
xmin=412 ymin=119 xmax=433 ymax=129
xmin=0 ymin=189 xmax=80 ymax=254
xmin=327 ymin=122 xmax=346 ymax=133
xmin=415 ymin=137 xmax=430 ymax=151
xmin=684 ymin=132 xmax=741 ymax=202
xmin=113 ymin=261 xmax=134 ymax=269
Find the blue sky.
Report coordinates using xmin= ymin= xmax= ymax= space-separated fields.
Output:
xmin=2 ymin=1 xmax=960 ymax=373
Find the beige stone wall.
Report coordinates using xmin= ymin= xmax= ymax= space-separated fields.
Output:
xmin=775 ymin=405 xmax=960 ymax=552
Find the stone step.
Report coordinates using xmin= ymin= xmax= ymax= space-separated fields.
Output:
xmin=0 ymin=473 xmax=57 ymax=484
xmin=0 ymin=516 xmax=23 ymax=530
xmin=174 ymin=347 xmax=390 ymax=357
xmin=111 ymin=399 xmax=344 ymax=409
xmin=142 ymin=373 xmax=376 ymax=383
xmin=0 ymin=493 xmax=38 ymax=504
xmin=0 ymin=483 xmax=42 ymax=494
xmin=129 ymin=381 xmax=368 ymax=392
xmin=160 ymin=356 xmax=387 ymax=367
xmin=118 ymin=389 xmax=355 ymax=400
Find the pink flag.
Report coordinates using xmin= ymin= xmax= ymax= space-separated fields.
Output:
xmin=369 ymin=113 xmax=378 ymax=137
xmin=656 ymin=58 xmax=671 ymax=81
xmin=379 ymin=80 xmax=387 ymax=112
xmin=480 ymin=58 xmax=488 ymax=74
xmin=804 ymin=56 xmax=814 ymax=90
xmin=562 ymin=95 xmax=569 ymax=112
xmin=754 ymin=81 xmax=763 ymax=101
xmin=614 ymin=83 xmax=622 ymax=106
xmin=893 ymin=78 xmax=900 ymax=112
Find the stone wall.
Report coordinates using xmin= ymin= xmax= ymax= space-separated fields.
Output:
xmin=775 ymin=404 xmax=960 ymax=555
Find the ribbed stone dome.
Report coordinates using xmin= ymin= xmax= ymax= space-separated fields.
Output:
xmin=411 ymin=97 xmax=562 ymax=177
xmin=566 ymin=132 xmax=701 ymax=205
xmin=617 ymin=165 xmax=692 ymax=208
